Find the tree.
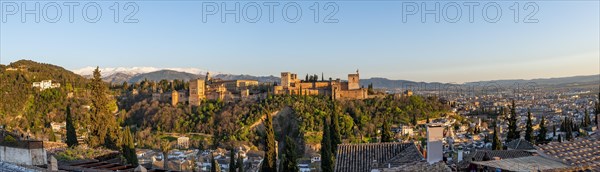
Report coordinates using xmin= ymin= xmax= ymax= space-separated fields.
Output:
xmin=330 ymin=103 xmax=342 ymax=155
xmin=367 ymin=83 xmax=374 ymax=94
xmin=89 ymin=67 xmax=117 ymax=148
xmin=426 ymin=114 xmax=430 ymax=123
xmin=553 ymin=125 xmax=556 ymax=138
xmin=320 ymin=116 xmax=334 ymax=172
xmin=558 ymin=134 xmax=562 ymax=143
xmin=281 ymin=136 xmax=299 ymax=172
xmin=48 ymin=129 xmax=57 ymax=142
xmin=595 ymin=93 xmax=599 ymax=125
xmin=537 ymin=116 xmax=548 ymax=144
xmin=524 ymin=109 xmax=534 ymax=143
xmin=160 ymin=140 xmax=172 ymax=170
xmin=237 ymin=152 xmax=244 ymax=172
xmin=506 ymin=100 xmax=520 ymax=142
xmin=381 ymin=118 xmax=393 ymax=142
xmin=583 ymin=109 xmax=591 ymax=127
xmin=411 ymin=113 xmax=417 ymax=126
xmin=122 ymin=127 xmax=138 ymax=166
xmin=211 ymin=153 xmax=221 ymax=172
xmin=229 ymin=149 xmax=236 ymax=172
xmin=492 ymin=124 xmax=502 ymax=150
xmin=260 ymin=112 xmax=277 ymax=172
xmin=65 ymin=105 xmax=78 ymax=147
xmin=564 ymin=118 xmax=573 ymax=141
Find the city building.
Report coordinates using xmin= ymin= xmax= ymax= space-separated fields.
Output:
xmin=177 ymin=136 xmax=190 ymax=149
xmin=32 ymin=80 xmax=60 ymax=91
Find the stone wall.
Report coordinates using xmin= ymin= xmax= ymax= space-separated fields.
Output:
xmin=0 ymin=146 xmax=47 ymax=166
xmin=336 ymin=89 xmax=368 ymax=100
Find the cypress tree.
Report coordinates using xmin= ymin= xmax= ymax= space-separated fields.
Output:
xmin=537 ymin=116 xmax=547 ymax=144
xmin=381 ymin=118 xmax=393 ymax=142
xmin=260 ymin=112 xmax=277 ymax=172
xmin=492 ymin=124 xmax=502 ymax=150
xmin=122 ymin=127 xmax=138 ymax=166
xmin=65 ymin=105 xmax=78 ymax=147
xmin=595 ymin=93 xmax=599 ymax=125
xmin=320 ymin=116 xmax=334 ymax=172
xmin=330 ymin=102 xmax=342 ymax=155
xmin=565 ymin=118 xmax=573 ymax=141
xmin=411 ymin=113 xmax=417 ymax=126
xmin=553 ymin=125 xmax=556 ymax=138
xmin=237 ymin=152 xmax=244 ymax=172
xmin=211 ymin=154 xmax=221 ymax=172
xmin=524 ymin=109 xmax=534 ymax=143
xmin=282 ymin=136 xmax=299 ymax=172
xmin=558 ymin=134 xmax=562 ymax=143
xmin=584 ymin=109 xmax=591 ymax=127
xmin=507 ymin=100 xmax=520 ymax=142
xmin=229 ymin=149 xmax=236 ymax=172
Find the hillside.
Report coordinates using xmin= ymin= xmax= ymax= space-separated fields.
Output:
xmin=0 ymin=60 xmax=90 ymax=134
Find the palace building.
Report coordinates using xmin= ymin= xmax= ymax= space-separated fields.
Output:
xmin=188 ymin=72 xmax=260 ymax=106
xmin=274 ymin=70 xmax=368 ymax=100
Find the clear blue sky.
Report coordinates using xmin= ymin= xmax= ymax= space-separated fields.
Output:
xmin=1 ymin=0 xmax=598 ymax=83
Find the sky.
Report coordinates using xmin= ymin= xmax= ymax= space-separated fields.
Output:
xmin=1 ymin=0 xmax=599 ymax=83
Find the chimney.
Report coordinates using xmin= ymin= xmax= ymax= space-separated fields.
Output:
xmin=426 ymin=123 xmax=444 ymax=164
xmin=457 ymin=148 xmax=463 ymax=162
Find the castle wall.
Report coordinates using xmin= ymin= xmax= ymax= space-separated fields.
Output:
xmin=336 ymin=89 xmax=368 ymax=100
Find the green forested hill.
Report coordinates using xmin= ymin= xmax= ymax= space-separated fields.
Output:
xmin=0 ymin=60 xmax=90 ymax=135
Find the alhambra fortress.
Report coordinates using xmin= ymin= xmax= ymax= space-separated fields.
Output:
xmin=273 ymin=71 xmax=368 ymax=100
xmin=174 ymin=70 xmax=368 ymax=106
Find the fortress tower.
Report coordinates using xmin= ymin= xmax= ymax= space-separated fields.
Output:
xmin=189 ymin=79 xmax=205 ymax=106
xmin=347 ymin=70 xmax=360 ymax=90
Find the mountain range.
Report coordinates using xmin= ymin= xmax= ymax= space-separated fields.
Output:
xmin=91 ymin=69 xmax=280 ymax=84
xmin=77 ymin=67 xmax=599 ymax=90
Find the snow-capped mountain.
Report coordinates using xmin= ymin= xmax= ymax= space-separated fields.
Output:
xmin=72 ymin=66 xmax=209 ymax=76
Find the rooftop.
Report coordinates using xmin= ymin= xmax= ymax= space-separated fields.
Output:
xmin=505 ymin=138 xmax=537 ymax=150
xmin=334 ymin=142 xmax=424 ymax=172
xmin=471 ymin=156 xmax=569 ymax=171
